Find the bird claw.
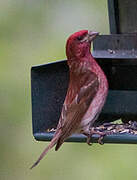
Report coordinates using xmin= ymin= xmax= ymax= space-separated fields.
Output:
xmin=91 ymin=129 xmax=106 ymax=145
xmin=98 ymin=134 xmax=105 ymax=145
xmin=86 ymin=135 xmax=92 ymax=146
xmin=83 ymin=132 xmax=93 ymax=145
xmin=84 ymin=129 xmax=111 ymax=145
xmin=97 ymin=131 xmax=112 ymax=145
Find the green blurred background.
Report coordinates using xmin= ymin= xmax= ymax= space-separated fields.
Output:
xmin=1 ymin=0 xmax=137 ymax=180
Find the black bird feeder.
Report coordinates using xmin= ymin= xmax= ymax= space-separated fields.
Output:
xmin=31 ymin=0 xmax=137 ymax=144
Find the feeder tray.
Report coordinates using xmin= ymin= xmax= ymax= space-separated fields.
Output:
xmin=31 ymin=0 xmax=137 ymax=144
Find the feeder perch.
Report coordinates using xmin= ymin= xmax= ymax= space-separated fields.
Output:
xmin=31 ymin=0 xmax=137 ymax=144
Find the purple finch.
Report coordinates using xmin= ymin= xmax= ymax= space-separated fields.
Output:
xmin=30 ymin=30 xmax=108 ymax=169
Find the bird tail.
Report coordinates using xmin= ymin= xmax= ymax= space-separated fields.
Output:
xmin=30 ymin=130 xmax=61 ymax=169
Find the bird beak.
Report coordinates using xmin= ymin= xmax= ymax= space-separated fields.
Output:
xmin=88 ymin=31 xmax=99 ymax=42
xmin=80 ymin=31 xmax=99 ymax=42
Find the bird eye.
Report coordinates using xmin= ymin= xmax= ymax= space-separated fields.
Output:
xmin=77 ymin=36 xmax=83 ymax=41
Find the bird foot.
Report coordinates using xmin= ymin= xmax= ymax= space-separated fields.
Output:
xmin=91 ymin=129 xmax=106 ymax=145
xmin=97 ymin=133 xmax=105 ymax=145
xmin=86 ymin=135 xmax=93 ymax=146
xmin=83 ymin=132 xmax=93 ymax=145
xmin=84 ymin=129 xmax=111 ymax=145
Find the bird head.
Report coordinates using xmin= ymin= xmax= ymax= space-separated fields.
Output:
xmin=66 ymin=30 xmax=99 ymax=61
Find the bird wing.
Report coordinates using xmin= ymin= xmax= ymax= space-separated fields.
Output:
xmin=55 ymin=71 xmax=99 ymax=150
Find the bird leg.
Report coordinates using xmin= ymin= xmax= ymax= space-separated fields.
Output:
xmin=91 ymin=129 xmax=106 ymax=145
xmin=83 ymin=129 xmax=111 ymax=145
xmin=87 ymin=134 xmax=93 ymax=146
xmin=83 ymin=132 xmax=93 ymax=145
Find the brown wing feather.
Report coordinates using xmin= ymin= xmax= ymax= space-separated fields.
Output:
xmin=55 ymin=71 xmax=99 ymax=150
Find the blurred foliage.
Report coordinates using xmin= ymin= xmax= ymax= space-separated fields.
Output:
xmin=1 ymin=0 xmax=137 ymax=180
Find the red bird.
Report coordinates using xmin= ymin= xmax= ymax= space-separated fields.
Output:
xmin=30 ymin=30 xmax=108 ymax=169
